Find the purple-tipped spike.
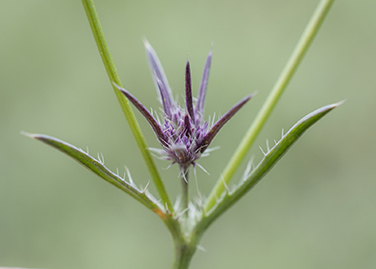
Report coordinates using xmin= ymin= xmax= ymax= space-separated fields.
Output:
xmin=156 ymin=78 xmax=173 ymax=119
xmin=144 ymin=40 xmax=175 ymax=110
xmin=195 ymin=50 xmax=212 ymax=122
xmin=195 ymin=94 xmax=253 ymax=153
xmin=185 ymin=61 xmax=195 ymax=122
xmin=184 ymin=114 xmax=192 ymax=137
xmin=115 ymin=84 xmax=168 ymax=147
xmin=119 ymin=42 xmax=254 ymax=171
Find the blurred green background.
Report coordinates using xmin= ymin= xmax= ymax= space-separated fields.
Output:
xmin=1 ymin=0 xmax=375 ymax=268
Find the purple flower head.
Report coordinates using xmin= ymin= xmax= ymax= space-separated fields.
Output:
xmin=115 ymin=41 xmax=253 ymax=174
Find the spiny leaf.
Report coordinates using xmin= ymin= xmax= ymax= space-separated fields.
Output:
xmin=198 ymin=101 xmax=342 ymax=230
xmin=23 ymin=133 xmax=165 ymax=216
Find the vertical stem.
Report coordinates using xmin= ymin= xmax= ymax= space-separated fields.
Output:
xmin=205 ymin=0 xmax=335 ymax=212
xmin=172 ymin=246 xmax=195 ymax=269
xmin=81 ymin=0 xmax=173 ymax=212
xmin=171 ymin=233 xmax=198 ymax=269
xmin=181 ymin=167 xmax=189 ymax=214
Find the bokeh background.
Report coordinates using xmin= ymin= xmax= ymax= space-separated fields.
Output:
xmin=1 ymin=0 xmax=375 ymax=268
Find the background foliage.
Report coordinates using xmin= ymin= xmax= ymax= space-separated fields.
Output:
xmin=1 ymin=0 xmax=375 ymax=268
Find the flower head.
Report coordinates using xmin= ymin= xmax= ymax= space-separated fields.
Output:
xmin=116 ymin=41 xmax=253 ymax=174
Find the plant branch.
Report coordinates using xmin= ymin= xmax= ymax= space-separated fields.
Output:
xmin=205 ymin=0 xmax=335 ymax=212
xmin=81 ymin=0 xmax=173 ymax=212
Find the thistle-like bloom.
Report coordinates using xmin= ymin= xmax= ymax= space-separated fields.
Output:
xmin=116 ymin=41 xmax=253 ymax=174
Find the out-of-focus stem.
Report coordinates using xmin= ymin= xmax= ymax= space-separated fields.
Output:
xmin=205 ymin=0 xmax=335 ymax=212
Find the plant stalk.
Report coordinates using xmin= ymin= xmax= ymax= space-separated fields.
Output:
xmin=172 ymin=244 xmax=196 ymax=269
xmin=204 ymin=0 xmax=335 ymax=212
xmin=171 ymin=232 xmax=200 ymax=269
xmin=181 ymin=167 xmax=189 ymax=216
xmin=81 ymin=0 xmax=173 ymax=212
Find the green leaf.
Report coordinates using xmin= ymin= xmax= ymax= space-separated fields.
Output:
xmin=24 ymin=133 xmax=165 ymax=216
xmin=197 ymin=101 xmax=342 ymax=231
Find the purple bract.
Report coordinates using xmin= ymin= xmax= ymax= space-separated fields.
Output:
xmin=115 ymin=41 xmax=253 ymax=174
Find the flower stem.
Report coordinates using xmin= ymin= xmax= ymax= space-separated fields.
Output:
xmin=205 ymin=0 xmax=335 ymax=212
xmin=172 ymin=244 xmax=195 ymax=269
xmin=81 ymin=0 xmax=173 ymax=212
xmin=181 ymin=168 xmax=189 ymax=215
xmin=171 ymin=231 xmax=199 ymax=269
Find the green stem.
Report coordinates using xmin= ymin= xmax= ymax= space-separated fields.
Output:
xmin=172 ymin=244 xmax=195 ymax=269
xmin=205 ymin=0 xmax=335 ymax=212
xmin=171 ymin=235 xmax=198 ymax=269
xmin=81 ymin=0 xmax=173 ymax=212
xmin=181 ymin=168 xmax=189 ymax=215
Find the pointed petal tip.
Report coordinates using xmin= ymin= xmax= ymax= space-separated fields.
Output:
xmin=207 ymin=43 xmax=214 ymax=57
xmin=116 ymin=86 xmax=168 ymax=147
xmin=114 ymin=84 xmax=130 ymax=98
xmin=237 ymin=91 xmax=257 ymax=106
xmin=245 ymin=90 xmax=258 ymax=100
xmin=142 ymin=37 xmax=149 ymax=45
xmin=196 ymin=93 xmax=255 ymax=153
xmin=244 ymin=94 xmax=252 ymax=103
xmin=112 ymin=81 xmax=125 ymax=91
xmin=250 ymin=90 xmax=258 ymax=98
xmin=112 ymin=82 xmax=133 ymax=99
xmin=118 ymin=88 xmax=130 ymax=99
xmin=239 ymin=91 xmax=256 ymax=105
xmin=142 ymin=37 xmax=152 ymax=49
